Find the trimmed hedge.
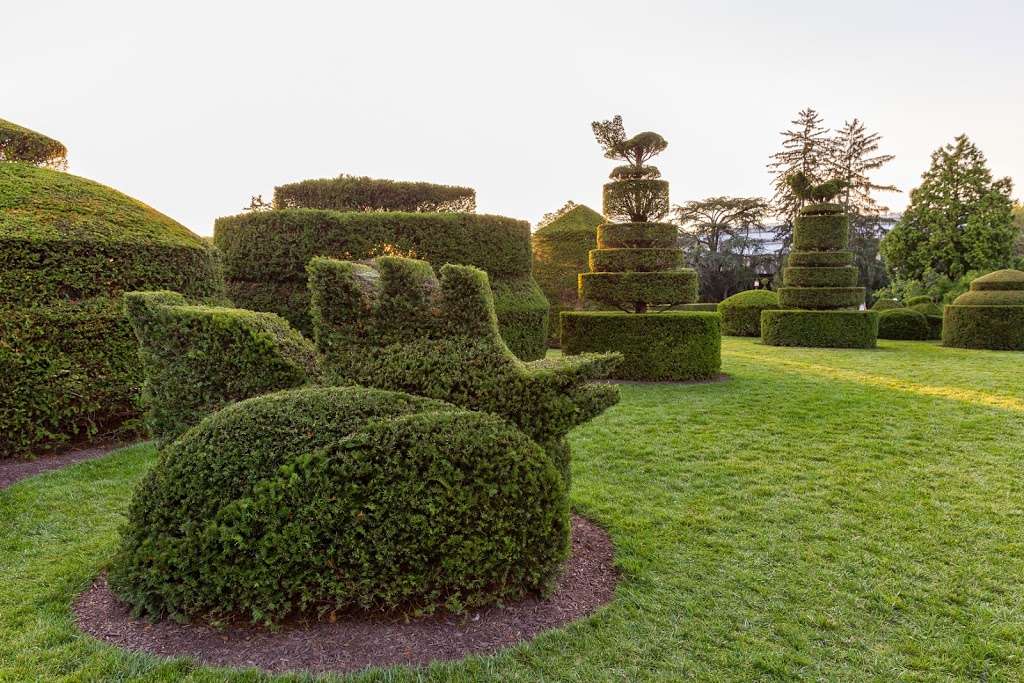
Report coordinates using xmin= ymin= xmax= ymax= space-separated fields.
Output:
xmin=561 ymin=311 xmax=721 ymax=381
xmin=679 ymin=303 xmax=720 ymax=311
xmin=905 ymin=295 xmax=934 ymax=307
xmin=531 ymin=205 xmax=604 ymax=345
xmin=871 ymin=298 xmax=903 ymax=311
xmin=787 ymin=250 xmax=854 ymax=268
xmin=910 ymin=301 xmax=943 ymax=317
xmin=596 ymin=222 xmax=677 ymax=248
xmin=777 ymin=287 xmax=865 ymax=310
xmin=273 ymin=175 xmax=475 ymax=213
xmin=579 ymin=271 xmax=698 ymax=309
xmin=588 ymin=247 xmax=682 ymax=272
xmin=761 ymin=310 xmax=878 ymax=348
xmin=950 ymin=290 xmax=1024 ymax=306
xmin=109 ymin=386 xmax=568 ymax=624
xmin=970 ymin=269 xmax=1024 ymax=291
xmin=214 ymin=208 xmax=547 ymax=360
xmin=792 ymin=213 xmax=848 ymax=251
xmin=782 ymin=266 xmax=858 ymax=288
xmin=0 ymin=118 xmax=66 ymax=167
xmin=877 ymin=308 xmax=930 ymax=340
xmin=0 ymin=163 xmax=223 ymax=457
xmin=942 ymin=269 xmax=1024 ymax=350
xmin=602 ymin=179 xmax=669 ymax=222
xmin=718 ymin=289 xmax=780 ymax=336
xmin=124 ymin=291 xmax=320 ymax=444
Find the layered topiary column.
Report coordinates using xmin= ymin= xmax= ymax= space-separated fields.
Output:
xmin=761 ymin=174 xmax=878 ymax=348
xmin=561 ymin=116 xmax=721 ymax=381
xmin=943 ymin=269 xmax=1024 ymax=350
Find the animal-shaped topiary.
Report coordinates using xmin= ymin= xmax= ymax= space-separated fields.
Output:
xmin=786 ymin=171 xmax=848 ymax=205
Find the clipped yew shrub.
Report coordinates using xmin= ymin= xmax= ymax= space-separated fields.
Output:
xmin=273 ymin=174 xmax=475 ymax=212
xmin=762 ymin=310 xmax=878 ymax=348
xmin=943 ymin=269 xmax=1024 ymax=350
xmin=532 ymin=204 xmax=605 ymax=345
xmin=215 ymin=208 xmax=548 ymax=360
xmin=877 ymin=308 xmax=930 ymax=340
xmin=0 ymin=162 xmax=223 ymax=457
xmin=718 ymin=289 xmax=780 ymax=336
xmin=871 ymin=298 xmax=903 ymax=311
xmin=109 ymin=386 xmax=568 ymax=624
xmin=124 ymin=291 xmax=319 ymax=444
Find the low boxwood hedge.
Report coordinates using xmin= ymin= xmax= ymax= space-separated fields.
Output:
xmin=273 ymin=175 xmax=475 ymax=213
xmin=124 ymin=291 xmax=320 ymax=444
xmin=877 ymin=308 xmax=930 ymax=340
xmin=588 ymin=247 xmax=682 ymax=272
xmin=761 ymin=309 xmax=878 ymax=348
xmin=782 ymin=266 xmax=858 ymax=288
xmin=109 ymin=386 xmax=568 ymax=624
xmin=717 ymin=289 xmax=780 ymax=336
xmin=579 ymin=270 xmax=698 ymax=309
xmin=596 ymin=222 xmax=676 ymax=248
xmin=679 ymin=302 xmax=719 ymax=311
xmin=778 ymin=286 xmax=865 ymax=310
xmin=560 ymin=310 xmax=721 ymax=381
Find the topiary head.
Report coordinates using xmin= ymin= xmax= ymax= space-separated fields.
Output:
xmin=786 ymin=171 xmax=848 ymax=203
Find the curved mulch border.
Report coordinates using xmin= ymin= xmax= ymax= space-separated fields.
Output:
xmin=0 ymin=443 xmax=124 ymax=491
xmin=75 ymin=515 xmax=618 ymax=675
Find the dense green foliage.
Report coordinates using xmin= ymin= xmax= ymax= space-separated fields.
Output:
xmin=782 ymin=266 xmax=858 ymax=288
xmin=718 ymin=289 xmax=780 ymax=336
xmin=588 ymin=248 xmax=682 ymax=272
xmin=561 ymin=311 xmax=721 ymax=381
xmin=910 ymin=301 xmax=942 ymax=316
xmin=678 ymin=302 xmax=719 ymax=311
xmin=871 ymin=298 xmax=903 ymax=310
xmin=603 ymin=180 xmax=670 ymax=223
xmin=761 ymin=310 xmax=879 ymax=348
xmin=881 ymin=135 xmax=1016 ymax=281
xmin=943 ymin=269 xmax=1024 ymax=350
xmin=790 ymin=211 xmax=849 ymax=252
xmin=7 ymin=339 xmax=1024 ymax=679
xmin=108 ymin=386 xmax=567 ymax=624
xmin=124 ymin=292 xmax=319 ymax=444
xmin=787 ymin=250 xmax=854 ymax=267
xmin=214 ymin=208 xmax=547 ymax=359
xmin=877 ymin=308 xmax=930 ymax=340
xmin=778 ymin=286 xmax=865 ymax=310
xmin=579 ymin=271 xmax=698 ymax=311
xmin=531 ymin=204 xmax=604 ymax=344
xmin=905 ymin=295 xmax=933 ymax=307
xmin=0 ymin=118 xmax=66 ymax=168
xmin=0 ymin=164 xmax=223 ymax=457
xmin=597 ymin=222 xmax=676 ymax=248
xmin=273 ymin=174 xmax=475 ymax=212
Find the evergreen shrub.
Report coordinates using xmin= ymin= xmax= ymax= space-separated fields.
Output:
xmin=273 ymin=175 xmax=475 ymax=212
xmin=718 ymin=289 xmax=780 ymax=336
xmin=943 ymin=269 xmax=1024 ymax=350
xmin=761 ymin=309 xmax=878 ymax=348
xmin=877 ymin=308 xmax=930 ymax=340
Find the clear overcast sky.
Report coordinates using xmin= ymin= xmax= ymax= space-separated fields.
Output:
xmin=4 ymin=0 xmax=1022 ymax=235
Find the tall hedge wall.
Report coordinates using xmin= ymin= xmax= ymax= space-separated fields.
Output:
xmin=531 ymin=205 xmax=604 ymax=345
xmin=273 ymin=175 xmax=476 ymax=213
xmin=214 ymin=208 xmax=548 ymax=360
xmin=0 ymin=163 xmax=224 ymax=457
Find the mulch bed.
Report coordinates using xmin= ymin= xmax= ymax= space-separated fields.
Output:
xmin=0 ymin=443 xmax=122 ymax=491
xmin=75 ymin=515 xmax=618 ymax=675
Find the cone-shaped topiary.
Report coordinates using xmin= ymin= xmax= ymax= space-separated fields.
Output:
xmin=943 ymin=269 xmax=1024 ymax=350
xmin=718 ymin=289 xmax=780 ymax=337
xmin=561 ymin=116 xmax=720 ymax=380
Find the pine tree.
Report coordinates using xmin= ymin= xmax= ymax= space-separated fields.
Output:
xmin=767 ymin=107 xmax=831 ymax=242
xmin=881 ymin=135 xmax=1015 ymax=281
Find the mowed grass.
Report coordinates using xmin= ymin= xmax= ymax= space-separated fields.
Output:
xmin=2 ymin=337 xmax=1023 ymax=681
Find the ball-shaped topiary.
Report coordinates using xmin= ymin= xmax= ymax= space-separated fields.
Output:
xmin=877 ymin=308 xmax=930 ymax=340
xmin=871 ymin=298 xmax=903 ymax=311
xmin=108 ymin=386 xmax=569 ymax=624
xmin=943 ymin=269 xmax=1024 ymax=350
xmin=717 ymin=289 xmax=780 ymax=337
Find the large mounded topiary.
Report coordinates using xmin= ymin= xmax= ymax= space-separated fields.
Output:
xmin=561 ymin=116 xmax=721 ymax=381
xmin=942 ymin=269 xmax=1024 ymax=350
xmin=761 ymin=173 xmax=877 ymax=348
xmin=532 ymin=204 xmax=605 ymax=345
xmin=215 ymin=196 xmax=548 ymax=361
xmin=718 ymin=289 xmax=780 ymax=336
xmin=0 ymin=161 xmax=223 ymax=458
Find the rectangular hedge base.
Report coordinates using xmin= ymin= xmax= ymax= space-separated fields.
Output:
xmin=761 ymin=309 xmax=878 ymax=349
xmin=560 ymin=311 xmax=721 ymax=381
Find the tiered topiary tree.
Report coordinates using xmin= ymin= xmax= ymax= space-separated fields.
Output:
xmin=942 ymin=269 xmax=1024 ymax=350
xmin=560 ymin=116 xmax=721 ymax=381
xmin=761 ymin=173 xmax=878 ymax=348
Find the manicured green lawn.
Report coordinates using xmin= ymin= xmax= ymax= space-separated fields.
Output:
xmin=2 ymin=337 xmax=1023 ymax=681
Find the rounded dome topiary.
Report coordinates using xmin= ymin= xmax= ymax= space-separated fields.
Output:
xmin=871 ymin=298 xmax=903 ymax=311
xmin=109 ymin=385 xmax=569 ymax=625
xmin=905 ymin=295 xmax=934 ymax=307
xmin=717 ymin=289 xmax=780 ymax=337
xmin=943 ymin=269 xmax=1024 ymax=350
xmin=877 ymin=308 xmax=930 ymax=340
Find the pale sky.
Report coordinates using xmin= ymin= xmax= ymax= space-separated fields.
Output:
xmin=4 ymin=0 xmax=1022 ymax=236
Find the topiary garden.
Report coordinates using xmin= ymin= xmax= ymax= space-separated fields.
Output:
xmin=942 ymin=269 xmax=1024 ymax=350
xmin=761 ymin=173 xmax=878 ymax=348
xmin=560 ymin=116 xmax=721 ymax=381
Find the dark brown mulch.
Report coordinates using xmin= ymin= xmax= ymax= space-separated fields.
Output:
xmin=0 ymin=443 xmax=123 ymax=491
xmin=75 ymin=515 xmax=618 ymax=675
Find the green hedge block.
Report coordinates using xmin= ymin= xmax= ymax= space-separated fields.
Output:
xmin=108 ymin=386 xmax=568 ymax=624
xmin=602 ymin=180 xmax=670 ymax=223
xmin=792 ymin=213 xmax=849 ymax=252
xmin=877 ymin=308 xmax=930 ymax=340
xmin=778 ymin=287 xmax=864 ymax=310
xmin=783 ymin=266 xmax=858 ymax=288
xmin=124 ymin=291 xmax=320 ymax=444
xmin=588 ymin=248 xmax=682 ymax=273
xmin=561 ymin=311 xmax=721 ymax=381
xmin=679 ymin=303 xmax=719 ymax=311
xmin=761 ymin=309 xmax=878 ymax=348
xmin=579 ymin=270 xmax=698 ymax=309
xmin=273 ymin=175 xmax=475 ymax=213
xmin=905 ymin=295 xmax=934 ymax=307
xmin=717 ymin=289 xmax=780 ymax=336
xmin=943 ymin=305 xmax=1024 ymax=350
xmin=786 ymin=250 xmax=854 ymax=268
xmin=596 ymin=222 xmax=677 ymax=249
